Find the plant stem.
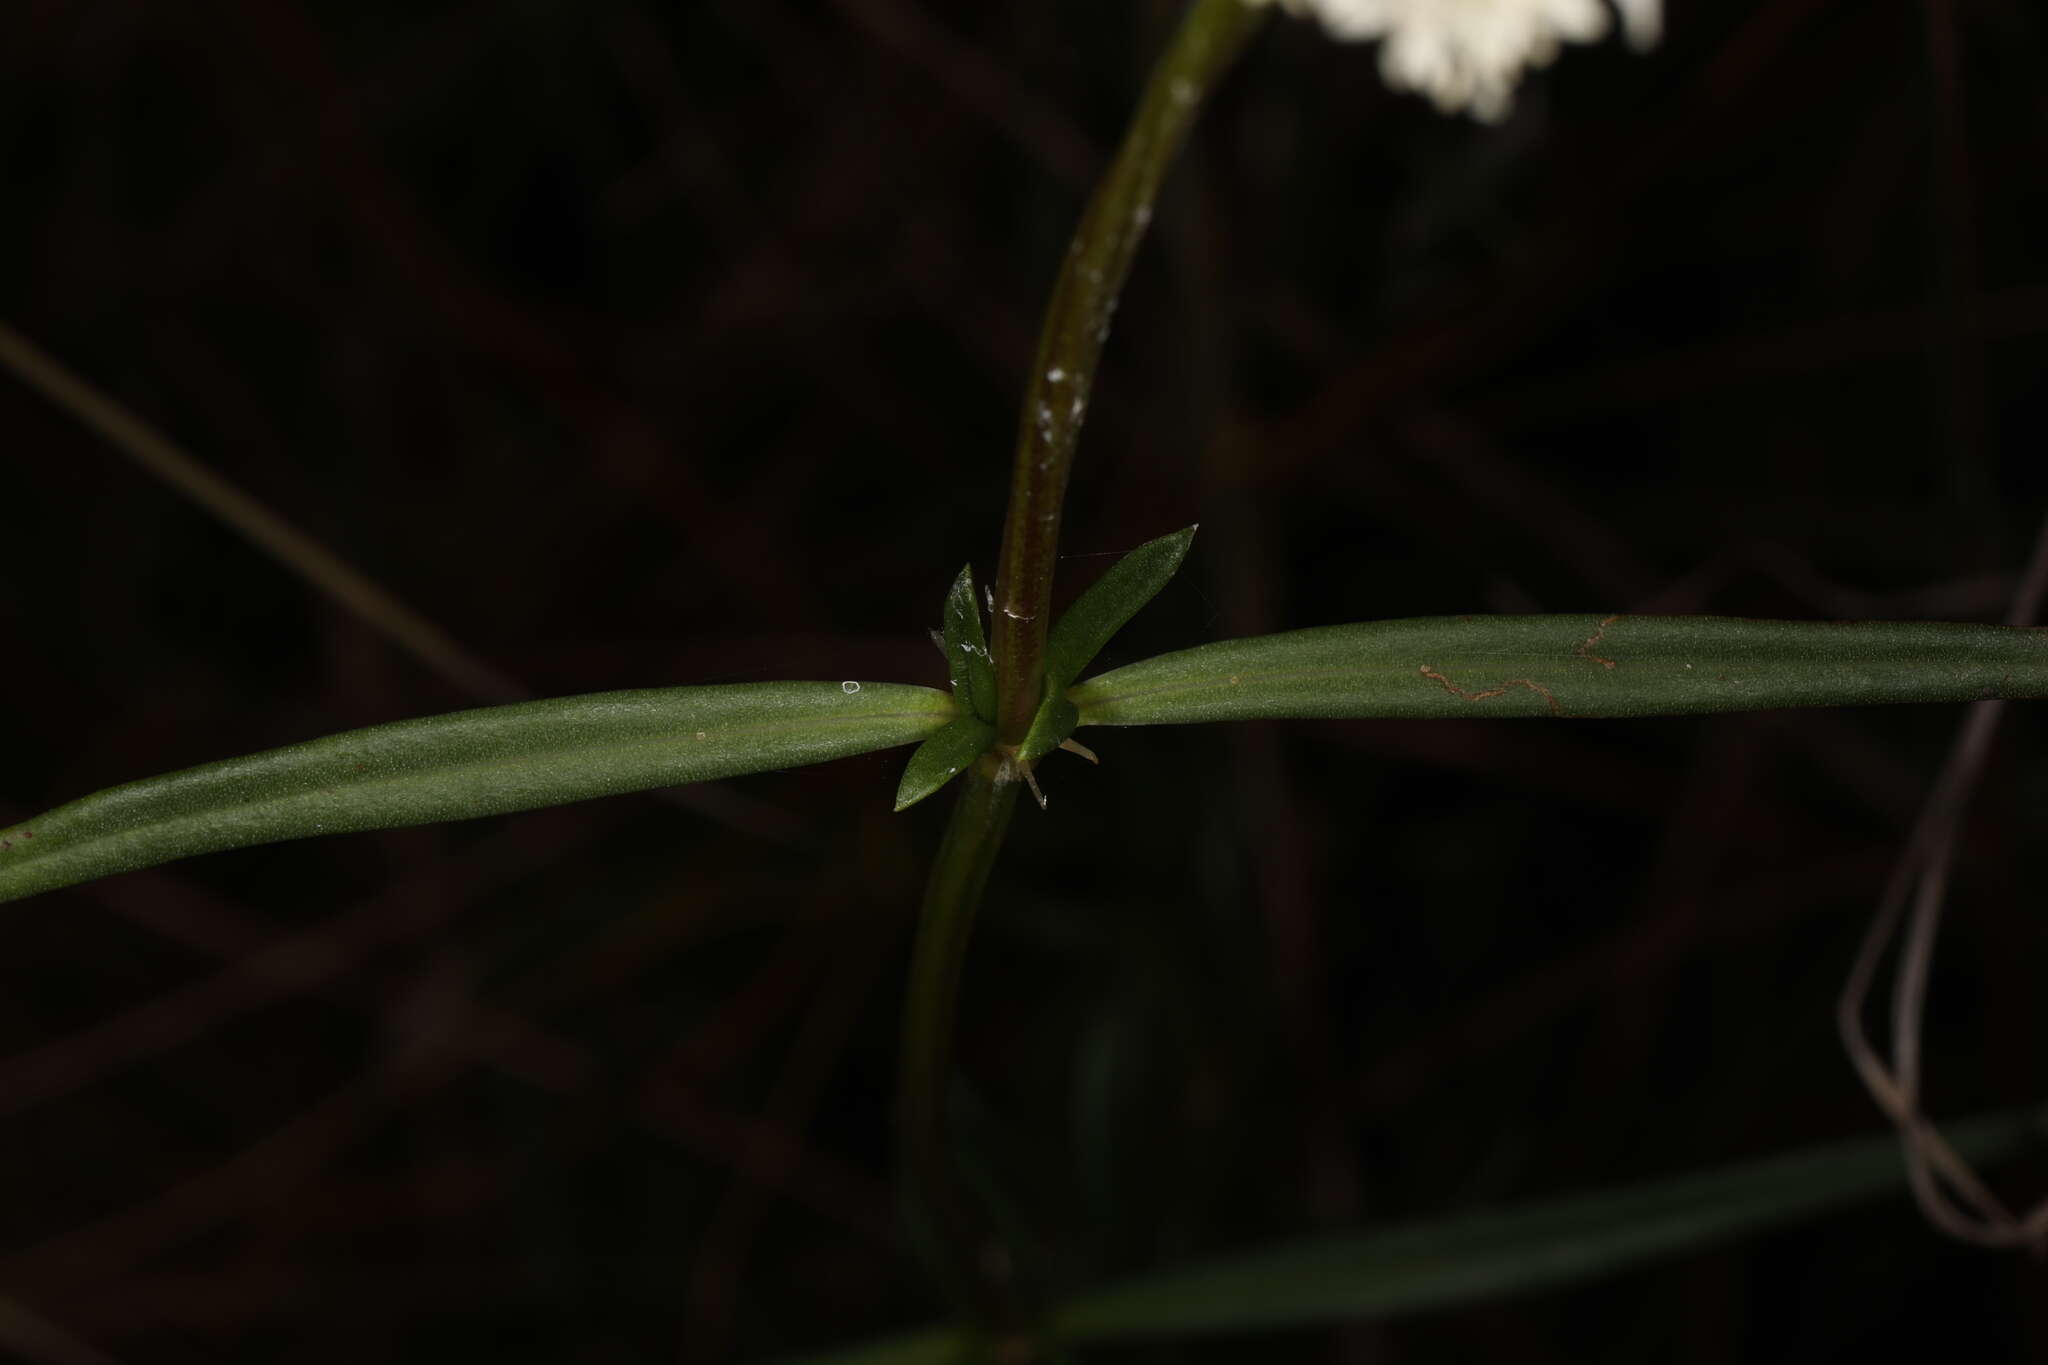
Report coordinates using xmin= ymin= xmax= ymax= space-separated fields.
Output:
xmin=895 ymin=0 xmax=1267 ymax=1332
xmin=897 ymin=752 xmax=1021 ymax=1321
xmin=990 ymin=0 xmax=1268 ymax=747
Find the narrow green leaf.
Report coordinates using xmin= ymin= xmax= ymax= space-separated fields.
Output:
xmin=894 ymin=716 xmax=998 ymax=812
xmin=1016 ymin=695 xmax=1081 ymax=766
xmin=1060 ymin=1109 xmax=2044 ymax=1340
xmin=1018 ymin=525 xmax=1195 ymax=761
xmin=760 ymin=1329 xmax=959 ymax=1365
xmin=1045 ymin=526 xmax=1197 ymax=693
xmin=765 ymin=1103 xmax=2045 ymax=1363
xmin=1068 ymin=615 xmax=2048 ymax=727
xmin=942 ymin=564 xmax=997 ymax=724
xmin=0 ymin=682 xmax=956 ymax=905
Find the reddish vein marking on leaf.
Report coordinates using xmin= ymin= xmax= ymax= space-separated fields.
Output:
xmin=1577 ymin=614 xmax=1623 ymax=670
xmin=1418 ymin=665 xmax=1561 ymax=716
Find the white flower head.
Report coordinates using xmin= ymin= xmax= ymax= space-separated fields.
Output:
xmin=1257 ymin=0 xmax=1661 ymax=123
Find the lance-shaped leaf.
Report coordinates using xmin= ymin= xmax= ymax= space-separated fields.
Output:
xmin=1019 ymin=525 xmax=1196 ymax=761
xmin=763 ymin=1102 xmax=2047 ymax=1363
xmin=941 ymin=563 xmax=997 ymax=723
xmin=0 ymin=681 xmax=956 ymax=906
xmin=894 ymin=715 xmax=998 ymax=812
xmin=1068 ymin=615 xmax=2048 ymax=727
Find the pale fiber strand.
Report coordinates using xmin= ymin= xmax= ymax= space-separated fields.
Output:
xmin=1835 ymin=509 xmax=2048 ymax=1247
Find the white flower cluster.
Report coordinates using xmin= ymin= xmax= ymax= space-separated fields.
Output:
xmin=1254 ymin=0 xmax=1661 ymax=122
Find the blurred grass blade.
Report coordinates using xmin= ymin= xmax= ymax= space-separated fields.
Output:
xmin=895 ymin=716 xmax=997 ymax=812
xmin=767 ymin=1104 xmax=2045 ymax=1363
xmin=1069 ymin=615 xmax=2048 ymax=727
xmin=767 ymin=1330 xmax=959 ymax=1365
xmin=0 ymin=321 xmax=523 ymax=704
xmin=0 ymin=682 xmax=955 ymax=905
xmin=1020 ymin=524 xmax=1195 ymax=760
xmin=1058 ymin=1107 xmax=2043 ymax=1340
xmin=942 ymin=564 xmax=997 ymax=723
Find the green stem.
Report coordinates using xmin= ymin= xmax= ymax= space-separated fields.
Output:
xmin=990 ymin=0 xmax=1268 ymax=747
xmin=895 ymin=0 xmax=1267 ymax=1334
xmin=897 ymin=753 xmax=1021 ymax=1322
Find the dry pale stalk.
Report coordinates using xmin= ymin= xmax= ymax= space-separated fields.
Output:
xmin=1836 ymin=510 xmax=2048 ymax=1246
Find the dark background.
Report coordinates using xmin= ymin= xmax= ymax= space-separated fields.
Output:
xmin=4 ymin=0 xmax=2047 ymax=1360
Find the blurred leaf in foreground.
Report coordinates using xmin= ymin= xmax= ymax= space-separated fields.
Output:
xmin=771 ymin=1102 xmax=2045 ymax=1363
